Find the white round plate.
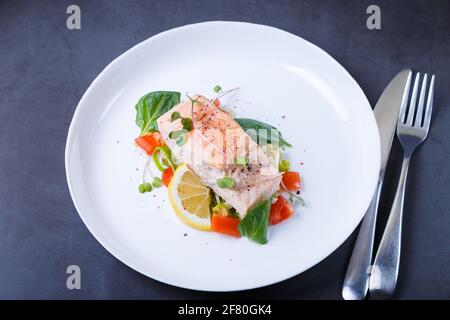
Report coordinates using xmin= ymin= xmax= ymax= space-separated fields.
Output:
xmin=65 ymin=21 xmax=380 ymax=291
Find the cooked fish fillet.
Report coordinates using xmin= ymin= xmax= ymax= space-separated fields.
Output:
xmin=157 ymin=95 xmax=282 ymax=217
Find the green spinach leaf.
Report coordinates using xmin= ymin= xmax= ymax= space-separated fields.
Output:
xmin=238 ymin=197 xmax=272 ymax=244
xmin=235 ymin=118 xmax=292 ymax=148
xmin=135 ymin=91 xmax=181 ymax=135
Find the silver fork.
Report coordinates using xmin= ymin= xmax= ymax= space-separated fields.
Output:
xmin=369 ymin=72 xmax=435 ymax=298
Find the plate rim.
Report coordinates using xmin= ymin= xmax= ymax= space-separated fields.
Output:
xmin=65 ymin=21 xmax=380 ymax=292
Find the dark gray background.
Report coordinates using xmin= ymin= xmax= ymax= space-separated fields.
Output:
xmin=0 ymin=0 xmax=449 ymax=299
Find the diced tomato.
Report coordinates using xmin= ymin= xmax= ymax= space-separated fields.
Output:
xmin=161 ymin=167 xmax=174 ymax=187
xmin=135 ymin=133 xmax=163 ymax=155
xmin=269 ymin=195 xmax=294 ymax=225
xmin=282 ymin=171 xmax=301 ymax=191
xmin=213 ymin=99 xmax=221 ymax=107
xmin=211 ymin=214 xmax=241 ymax=237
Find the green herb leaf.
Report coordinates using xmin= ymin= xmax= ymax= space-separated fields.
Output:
xmin=152 ymin=147 xmax=165 ymax=172
xmin=213 ymin=85 xmax=222 ymax=93
xmin=144 ymin=182 xmax=152 ymax=192
xmin=235 ymin=118 xmax=292 ymax=148
xmin=171 ymin=111 xmax=181 ymax=122
xmin=157 ymin=145 xmax=176 ymax=169
xmin=135 ymin=91 xmax=181 ymax=135
xmin=236 ymin=155 xmax=247 ymax=166
xmin=176 ymin=135 xmax=186 ymax=146
xmin=238 ymin=197 xmax=271 ymax=244
xmin=169 ymin=129 xmax=188 ymax=146
xmin=288 ymin=194 xmax=294 ymax=203
xmin=186 ymin=95 xmax=199 ymax=107
xmin=212 ymin=203 xmax=230 ymax=216
xmin=216 ymin=177 xmax=235 ymax=189
xmin=181 ymin=117 xmax=193 ymax=131
xmin=169 ymin=129 xmax=188 ymax=140
xmin=279 ymin=159 xmax=290 ymax=172
xmin=228 ymin=207 xmax=240 ymax=218
xmin=152 ymin=177 xmax=162 ymax=188
xmin=298 ymin=196 xmax=305 ymax=207
xmin=138 ymin=182 xmax=152 ymax=193
xmin=288 ymin=193 xmax=305 ymax=207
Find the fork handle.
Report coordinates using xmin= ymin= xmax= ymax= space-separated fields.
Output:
xmin=369 ymin=155 xmax=410 ymax=298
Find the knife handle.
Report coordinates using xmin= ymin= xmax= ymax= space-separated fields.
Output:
xmin=369 ymin=156 xmax=409 ymax=298
xmin=342 ymin=177 xmax=383 ymax=300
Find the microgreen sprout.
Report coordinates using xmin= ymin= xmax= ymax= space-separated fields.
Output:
xmin=169 ymin=129 xmax=188 ymax=140
xmin=208 ymin=87 xmax=240 ymax=108
xmin=176 ymin=134 xmax=186 ymax=146
xmin=186 ymin=94 xmax=199 ymax=124
xmin=216 ymin=177 xmax=235 ymax=189
xmin=279 ymin=159 xmax=290 ymax=172
xmin=171 ymin=111 xmax=181 ymax=122
xmin=152 ymin=177 xmax=162 ymax=188
xmin=181 ymin=117 xmax=193 ymax=131
xmin=281 ymin=181 xmax=305 ymax=207
xmin=153 ymin=145 xmax=176 ymax=172
xmin=236 ymin=155 xmax=248 ymax=166
xmin=139 ymin=182 xmax=152 ymax=193
xmin=288 ymin=194 xmax=305 ymax=207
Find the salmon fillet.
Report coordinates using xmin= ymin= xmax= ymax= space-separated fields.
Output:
xmin=157 ymin=95 xmax=282 ymax=217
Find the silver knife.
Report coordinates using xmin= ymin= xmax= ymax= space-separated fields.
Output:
xmin=342 ymin=69 xmax=412 ymax=300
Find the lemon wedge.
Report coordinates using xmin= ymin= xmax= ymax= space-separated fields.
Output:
xmin=168 ymin=164 xmax=212 ymax=231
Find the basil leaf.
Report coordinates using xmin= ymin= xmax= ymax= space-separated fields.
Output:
xmin=238 ymin=197 xmax=271 ymax=244
xmin=135 ymin=91 xmax=181 ymax=135
xmin=216 ymin=177 xmax=235 ymax=189
xmin=235 ymin=118 xmax=292 ymax=148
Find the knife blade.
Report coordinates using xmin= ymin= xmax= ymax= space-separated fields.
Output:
xmin=374 ymin=70 xmax=413 ymax=172
xmin=342 ymin=69 xmax=412 ymax=300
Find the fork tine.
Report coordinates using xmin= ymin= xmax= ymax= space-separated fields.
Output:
xmin=423 ymin=74 xmax=435 ymax=130
xmin=398 ymin=72 xmax=413 ymax=125
xmin=414 ymin=74 xmax=428 ymax=127
xmin=406 ymin=73 xmax=421 ymax=126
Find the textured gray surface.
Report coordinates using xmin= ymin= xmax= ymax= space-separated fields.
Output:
xmin=0 ymin=0 xmax=449 ymax=299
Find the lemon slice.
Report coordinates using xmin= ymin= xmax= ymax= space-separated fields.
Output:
xmin=168 ymin=164 xmax=212 ymax=231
